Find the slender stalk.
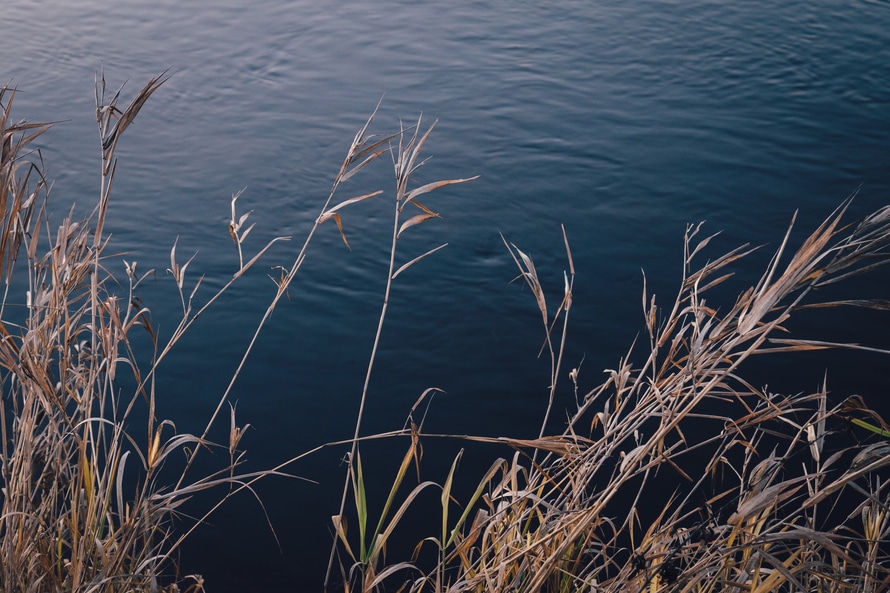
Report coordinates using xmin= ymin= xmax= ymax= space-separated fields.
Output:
xmin=325 ymin=163 xmax=402 ymax=590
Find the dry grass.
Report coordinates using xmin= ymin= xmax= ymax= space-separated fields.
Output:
xmin=0 ymin=75 xmax=441 ymax=592
xmin=2 ymin=73 xmax=889 ymax=593
xmin=328 ymin=203 xmax=890 ymax=591
xmin=0 ymin=73 xmax=285 ymax=593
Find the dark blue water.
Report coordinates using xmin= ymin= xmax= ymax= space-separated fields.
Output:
xmin=4 ymin=0 xmax=890 ymax=590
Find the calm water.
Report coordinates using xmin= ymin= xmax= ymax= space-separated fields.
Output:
xmin=4 ymin=0 xmax=890 ymax=590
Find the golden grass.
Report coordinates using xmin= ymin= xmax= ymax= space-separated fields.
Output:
xmin=0 ymin=74 xmax=423 ymax=592
xmin=0 ymin=73 xmax=285 ymax=593
xmin=2 ymin=73 xmax=889 ymax=592
xmin=328 ymin=200 xmax=890 ymax=591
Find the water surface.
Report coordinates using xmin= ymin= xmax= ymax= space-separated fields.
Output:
xmin=4 ymin=0 xmax=890 ymax=590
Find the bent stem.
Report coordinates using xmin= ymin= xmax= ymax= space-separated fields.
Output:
xmin=502 ymin=224 xmax=575 ymax=453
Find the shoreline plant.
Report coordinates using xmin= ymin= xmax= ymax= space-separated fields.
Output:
xmin=0 ymin=73 xmax=417 ymax=592
xmin=0 ymin=73 xmax=294 ymax=592
xmin=327 ymin=201 xmax=890 ymax=593
xmin=1 ymin=74 xmax=889 ymax=593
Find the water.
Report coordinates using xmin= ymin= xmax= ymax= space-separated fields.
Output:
xmin=3 ymin=0 xmax=890 ymax=590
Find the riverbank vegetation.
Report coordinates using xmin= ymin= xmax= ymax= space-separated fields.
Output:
xmin=1 ymin=75 xmax=889 ymax=592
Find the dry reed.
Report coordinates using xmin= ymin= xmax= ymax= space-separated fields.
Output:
xmin=0 ymin=73 xmax=290 ymax=593
xmin=2 ymin=73 xmax=889 ymax=593
xmin=0 ymin=74 xmax=424 ymax=592
xmin=328 ymin=202 xmax=890 ymax=592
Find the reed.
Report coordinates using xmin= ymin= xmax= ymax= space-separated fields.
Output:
xmin=0 ymin=74 xmax=281 ymax=592
xmin=0 ymin=74 xmax=413 ymax=592
xmin=2 ymin=73 xmax=889 ymax=593
xmin=329 ymin=199 xmax=890 ymax=592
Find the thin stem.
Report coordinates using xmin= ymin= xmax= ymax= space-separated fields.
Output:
xmin=325 ymin=176 xmax=402 ymax=590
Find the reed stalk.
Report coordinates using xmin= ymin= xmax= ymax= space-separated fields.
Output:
xmin=330 ymin=201 xmax=890 ymax=592
xmin=0 ymin=75 xmax=415 ymax=592
xmin=3 ymin=73 xmax=888 ymax=593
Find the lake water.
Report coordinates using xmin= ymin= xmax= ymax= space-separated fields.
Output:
xmin=4 ymin=0 xmax=890 ymax=590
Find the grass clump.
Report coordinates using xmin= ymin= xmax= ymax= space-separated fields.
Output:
xmin=0 ymin=74 xmax=267 ymax=593
xmin=0 ymin=74 xmax=419 ymax=592
xmin=327 ymin=192 xmax=890 ymax=589
xmin=2 ymin=73 xmax=890 ymax=593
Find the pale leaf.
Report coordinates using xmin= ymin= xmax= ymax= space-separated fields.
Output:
xmin=392 ymin=243 xmax=448 ymax=279
xmin=397 ymin=212 xmax=439 ymax=238
xmin=404 ymin=175 xmax=479 ymax=203
xmin=318 ymin=190 xmax=383 ymax=220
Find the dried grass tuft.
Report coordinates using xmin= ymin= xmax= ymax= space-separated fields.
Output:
xmin=0 ymin=77 xmax=465 ymax=592
xmin=330 ymin=200 xmax=890 ymax=592
xmin=4 ymin=74 xmax=889 ymax=593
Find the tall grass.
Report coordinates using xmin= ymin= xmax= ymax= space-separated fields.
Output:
xmin=329 ymin=200 xmax=890 ymax=592
xmin=0 ymin=74 xmax=287 ymax=592
xmin=0 ymin=74 xmax=427 ymax=592
xmin=2 ymin=74 xmax=889 ymax=593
